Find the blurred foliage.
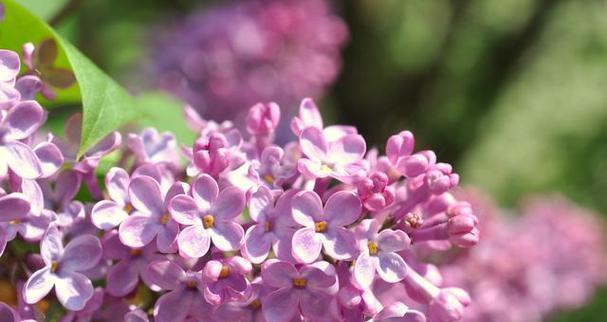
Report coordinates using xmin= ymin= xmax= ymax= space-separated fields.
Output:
xmin=11 ymin=0 xmax=607 ymax=320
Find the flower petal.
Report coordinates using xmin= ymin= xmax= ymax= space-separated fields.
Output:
xmin=376 ymin=252 xmax=408 ymax=283
xmin=54 ymin=272 xmax=94 ymax=311
xmin=249 ymin=186 xmax=273 ymax=223
xmin=261 ymin=260 xmax=298 ymax=288
xmin=210 ymin=221 xmax=244 ymax=251
xmin=291 ymin=227 xmax=322 ymax=264
xmin=156 ymin=219 xmax=179 ymax=253
xmin=60 ymin=234 xmax=102 ymax=272
xmin=242 ymin=224 xmax=272 ymax=264
xmin=213 ymin=187 xmax=245 ymax=220
xmin=191 ymin=174 xmax=218 ymax=211
xmin=0 ymin=192 xmax=30 ymax=222
xmin=33 ymin=142 xmax=63 ymax=178
xmin=377 ymin=229 xmax=411 ymax=253
xmin=107 ymin=259 xmax=140 ymax=296
xmin=119 ymin=214 xmax=158 ymax=248
xmin=353 ymin=252 xmax=377 ymax=289
xmin=177 ymin=225 xmax=211 ymax=258
xmin=291 ymin=191 xmax=323 ymax=226
xmin=154 ymin=288 xmax=192 ymax=322
xmin=2 ymin=100 xmax=45 ymax=141
xmin=262 ymin=288 xmax=299 ymax=322
xmin=324 ymin=191 xmax=361 ymax=227
xmin=145 ymin=260 xmax=185 ymax=291
xmin=2 ymin=142 xmax=42 ymax=179
xmin=0 ymin=302 xmax=19 ymax=322
xmin=24 ymin=267 xmax=55 ymax=304
xmin=0 ymin=49 xmax=20 ymax=82
xmin=322 ymin=227 xmax=357 ymax=260
xmin=91 ymin=200 xmax=128 ymax=230
xmin=169 ymin=194 xmax=200 ymax=225
xmin=328 ymin=134 xmax=366 ymax=164
xmin=300 ymin=291 xmax=333 ymax=322
xmin=40 ymin=225 xmax=63 ymax=264
xmin=129 ymin=176 xmax=163 ymax=215
xmin=106 ymin=167 xmax=130 ymax=204
xmin=299 ymin=127 xmax=329 ymax=161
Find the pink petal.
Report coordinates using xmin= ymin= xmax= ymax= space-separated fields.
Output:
xmin=191 ymin=174 xmax=218 ymax=211
xmin=210 ymin=221 xmax=244 ymax=251
xmin=119 ymin=214 xmax=158 ymax=248
xmin=324 ymin=191 xmax=361 ymax=227
xmin=297 ymin=158 xmax=330 ymax=179
xmin=376 ymin=252 xmax=407 ymax=283
xmin=249 ymin=186 xmax=273 ymax=223
xmin=145 ymin=260 xmax=185 ymax=291
xmin=299 ymin=127 xmax=329 ymax=161
xmin=177 ymin=225 xmax=211 ymax=258
xmin=213 ymin=187 xmax=245 ymax=220
xmin=322 ymin=227 xmax=357 ymax=260
xmin=262 ymin=288 xmax=299 ymax=322
xmin=169 ymin=195 xmax=200 ymax=225
xmin=61 ymin=234 xmax=102 ymax=272
xmin=353 ymin=252 xmax=377 ymax=289
xmin=291 ymin=227 xmax=322 ymax=264
xmin=243 ymin=224 xmax=272 ymax=264
xmin=377 ymin=229 xmax=411 ymax=253
xmin=291 ymin=191 xmax=323 ymax=226
xmin=328 ymin=134 xmax=366 ymax=164
xmin=24 ymin=267 xmax=55 ymax=304
xmin=128 ymin=176 xmax=163 ymax=215
xmin=300 ymin=291 xmax=334 ymax=322
xmin=54 ymin=272 xmax=94 ymax=311
xmin=261 ymin=260 xmax=298 ymax=288
xmin=91 ymin=200 xmax=128 ymax=230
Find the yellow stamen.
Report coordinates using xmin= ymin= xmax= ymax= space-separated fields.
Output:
xmin=203 ymin=215 xmax=215 ymax=229
xmin=160 ymin=214 xmax=171 ymax=225
xmin=50 ymin=261 xmax=59 ymax=273
xmin=368 ymin=241 xmax=378 ymax=255
xmin=292 ymin=278 xmax=307 ymax=288
xmin=320 ymin=164 xmax=332 ymax=173
xmin=186 ymin=280 xmax=198 ymax=289
xmin=249 ymin=299 xmax=262 ymax=310
xmin=262 ymin=174 xmax=275 ymax=184
xmin=264 ymin=220 xmax=273 ymax=232
xmin=130 ymin=248 xmax=143 ymax=257
xmin=219 ymin=266 xmax=230 ymax=279
xmin=123 ymin=203 xmax=134 ymax=213
xmin=314 ymin=221 xmax=328 ymax=233
xmin=9 ymin=219 xmax=21 ymax=225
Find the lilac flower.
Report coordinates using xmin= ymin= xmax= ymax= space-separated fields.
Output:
xmin=371 ymin=302 xmax=426 ymax=322
xmin=291 ymin=190 xmax=361 ymax=263
xmin=145 ymin=259 xmax=212 ymax=322
xmin=354 ymin=219 xmax=411 ymax=288
xmin=169 ymin=174 xmax=245 ymax=258
xmin=246 ymin=102 xmax=280 ymax=137
xmin=242 ymin=186 xmax=297 ymax=264
xmin=214 ymin=279 xmax=271 ymax=322
xmin=91 ymin=167 xmax=133 ymax=230
xmin=58 ymin=287 xmax=104 ymax=322
xmin=118 ymin=175 xmax=187 ymax=253
xmin=357 ymin=171 xmax=395 ymax=212
xmin=102 ymin=230 xmax=163 ymax=296
xmin=290 ymin=98 xmax=356 ymax=140
xmin=261 ymin=259 xmax=338 ymax=322
xmin=297 ymin=126 xmax=366 ymax=183
xmin=0 ymin=49 xmax=19 ymax=85
xmin=0 ymin=301 xmax=21 ymax=322
xmin=127 ymin=127 xmax=180 ymax=167
xmin=203 ymin=256 xmax=253 ymax=305
xmin=24 ymin=226 xmax=102 ymax=310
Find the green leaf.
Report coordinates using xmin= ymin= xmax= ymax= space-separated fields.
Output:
xmin=0 ymin=0 xmax=138 ymax=156
xmin=134 ymin=91 xmax=196 ymax=145
xmin=14 ymin=0 xmax=68 ymax=22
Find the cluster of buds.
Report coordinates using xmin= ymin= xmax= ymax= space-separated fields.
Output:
xmin=440 ymin=192 xmax=607 ymax=322
xmin=149 ymin=0 xmax=348 ymax=133
xmin=0 ymin=48 xmax=479 ymax=322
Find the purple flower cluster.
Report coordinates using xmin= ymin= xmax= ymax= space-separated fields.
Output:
xmin=149 ymin=0 xmax=348 ymax=133
xmin=1 ymin=48 xmax=480 ymax=322
xmin=439 ymin=192 xmax=607 ymax=322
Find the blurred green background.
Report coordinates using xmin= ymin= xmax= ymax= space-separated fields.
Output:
xmin=15 ymin=0 xmax=607 ymax=320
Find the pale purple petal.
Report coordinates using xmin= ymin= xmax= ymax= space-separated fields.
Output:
xmin=124 ymin=309 xmax=150 ymax=322
xmin=261 ymin=260 xmax=298 ymax=288
xmin=377 ymin=229 xmax=411 ymax=253
xmin=243 ymin=224 xmax=272 ymax=264
xmin=84 ymin=131 xmax=121 ymax=158
xmin=291 ymin=191 xmax=323 ymax=226
xmin=40 ymin=225 xmax=63 ymax=264
xmin=21 ymin=179 xmax=43 ymax=216
xmin=210 ymin=221 xmax=244 ymax=251
xmin=24 ymin=267 xmax=55 ymax=304
xmin=91 ymin=200 xmax=128 ymax=230
xmin=156 ymin=219 xmax=179 ymax=253
xmin=107 ymin=260 xmax=140 ymax=296
xmin=2 ymin=142 xmax=42 ymax=179
xmin=169 ymin=195 xmax=200 ymax=225
xmin=297 ymin=158 xmax=330 ymax=179
xmin=154 ymin=288 xmax=192 ymax=322
xmin=213 ymin=187 xmax=245 ymax=220
xmin=291 ymin=227 xmax=322 ymax=264
xmin=249 ymin=186 xmax=273 ymax=222
xmin=328 ymin=134 xmax=366 ymax=164
xmin=354 ymin=252 xmax=377 ymax=289
xmin=54 ymin=170 xmax=81 ymax=204
xmin=2 ymin=101 xmax=45 ymax=141
xmin=54 ymin=271 xmax=94 ymax=311
xmin=145 ymin=260 xmax=185 ymax=290
xmin=0 ymin=302 xmax=19 ymax=322
xmin=300 ymin=264 xmax=337 ymax=290
xmin=129 ymin=176 xmax=163 ymax=215
xmin=191 ymin=174 xmax=218 ymax=211
xmin=322 ymin=227 xmax=357 ymax=260
xmin=262 ymin=288 xmax=299 ymax=322
xmin=60 ymin=234 xmax=102 ymax=272
xmin=324 ymin=191 xmax=361 ymax=227
xmin=0 ymin=49 xmax=20 ymax=82
xmin=119 ymin=215 xmax=158 ymax=248
xmin=376 ymin=252 xmax=407 ymax=283
xmin=300 ymin=291 xmax=333 ymax=322
xmin=178 ymin=225 xmax=211 ymax=258
xmin=33 ymin=142 xmax=63 ymax=177
xmin=299 ymin=127 xmax=329 ymax=161
xmin=106 ymin=167 xmax=130 ymax=204
xmin=0 ymin=192 xmax=30 ymax=222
